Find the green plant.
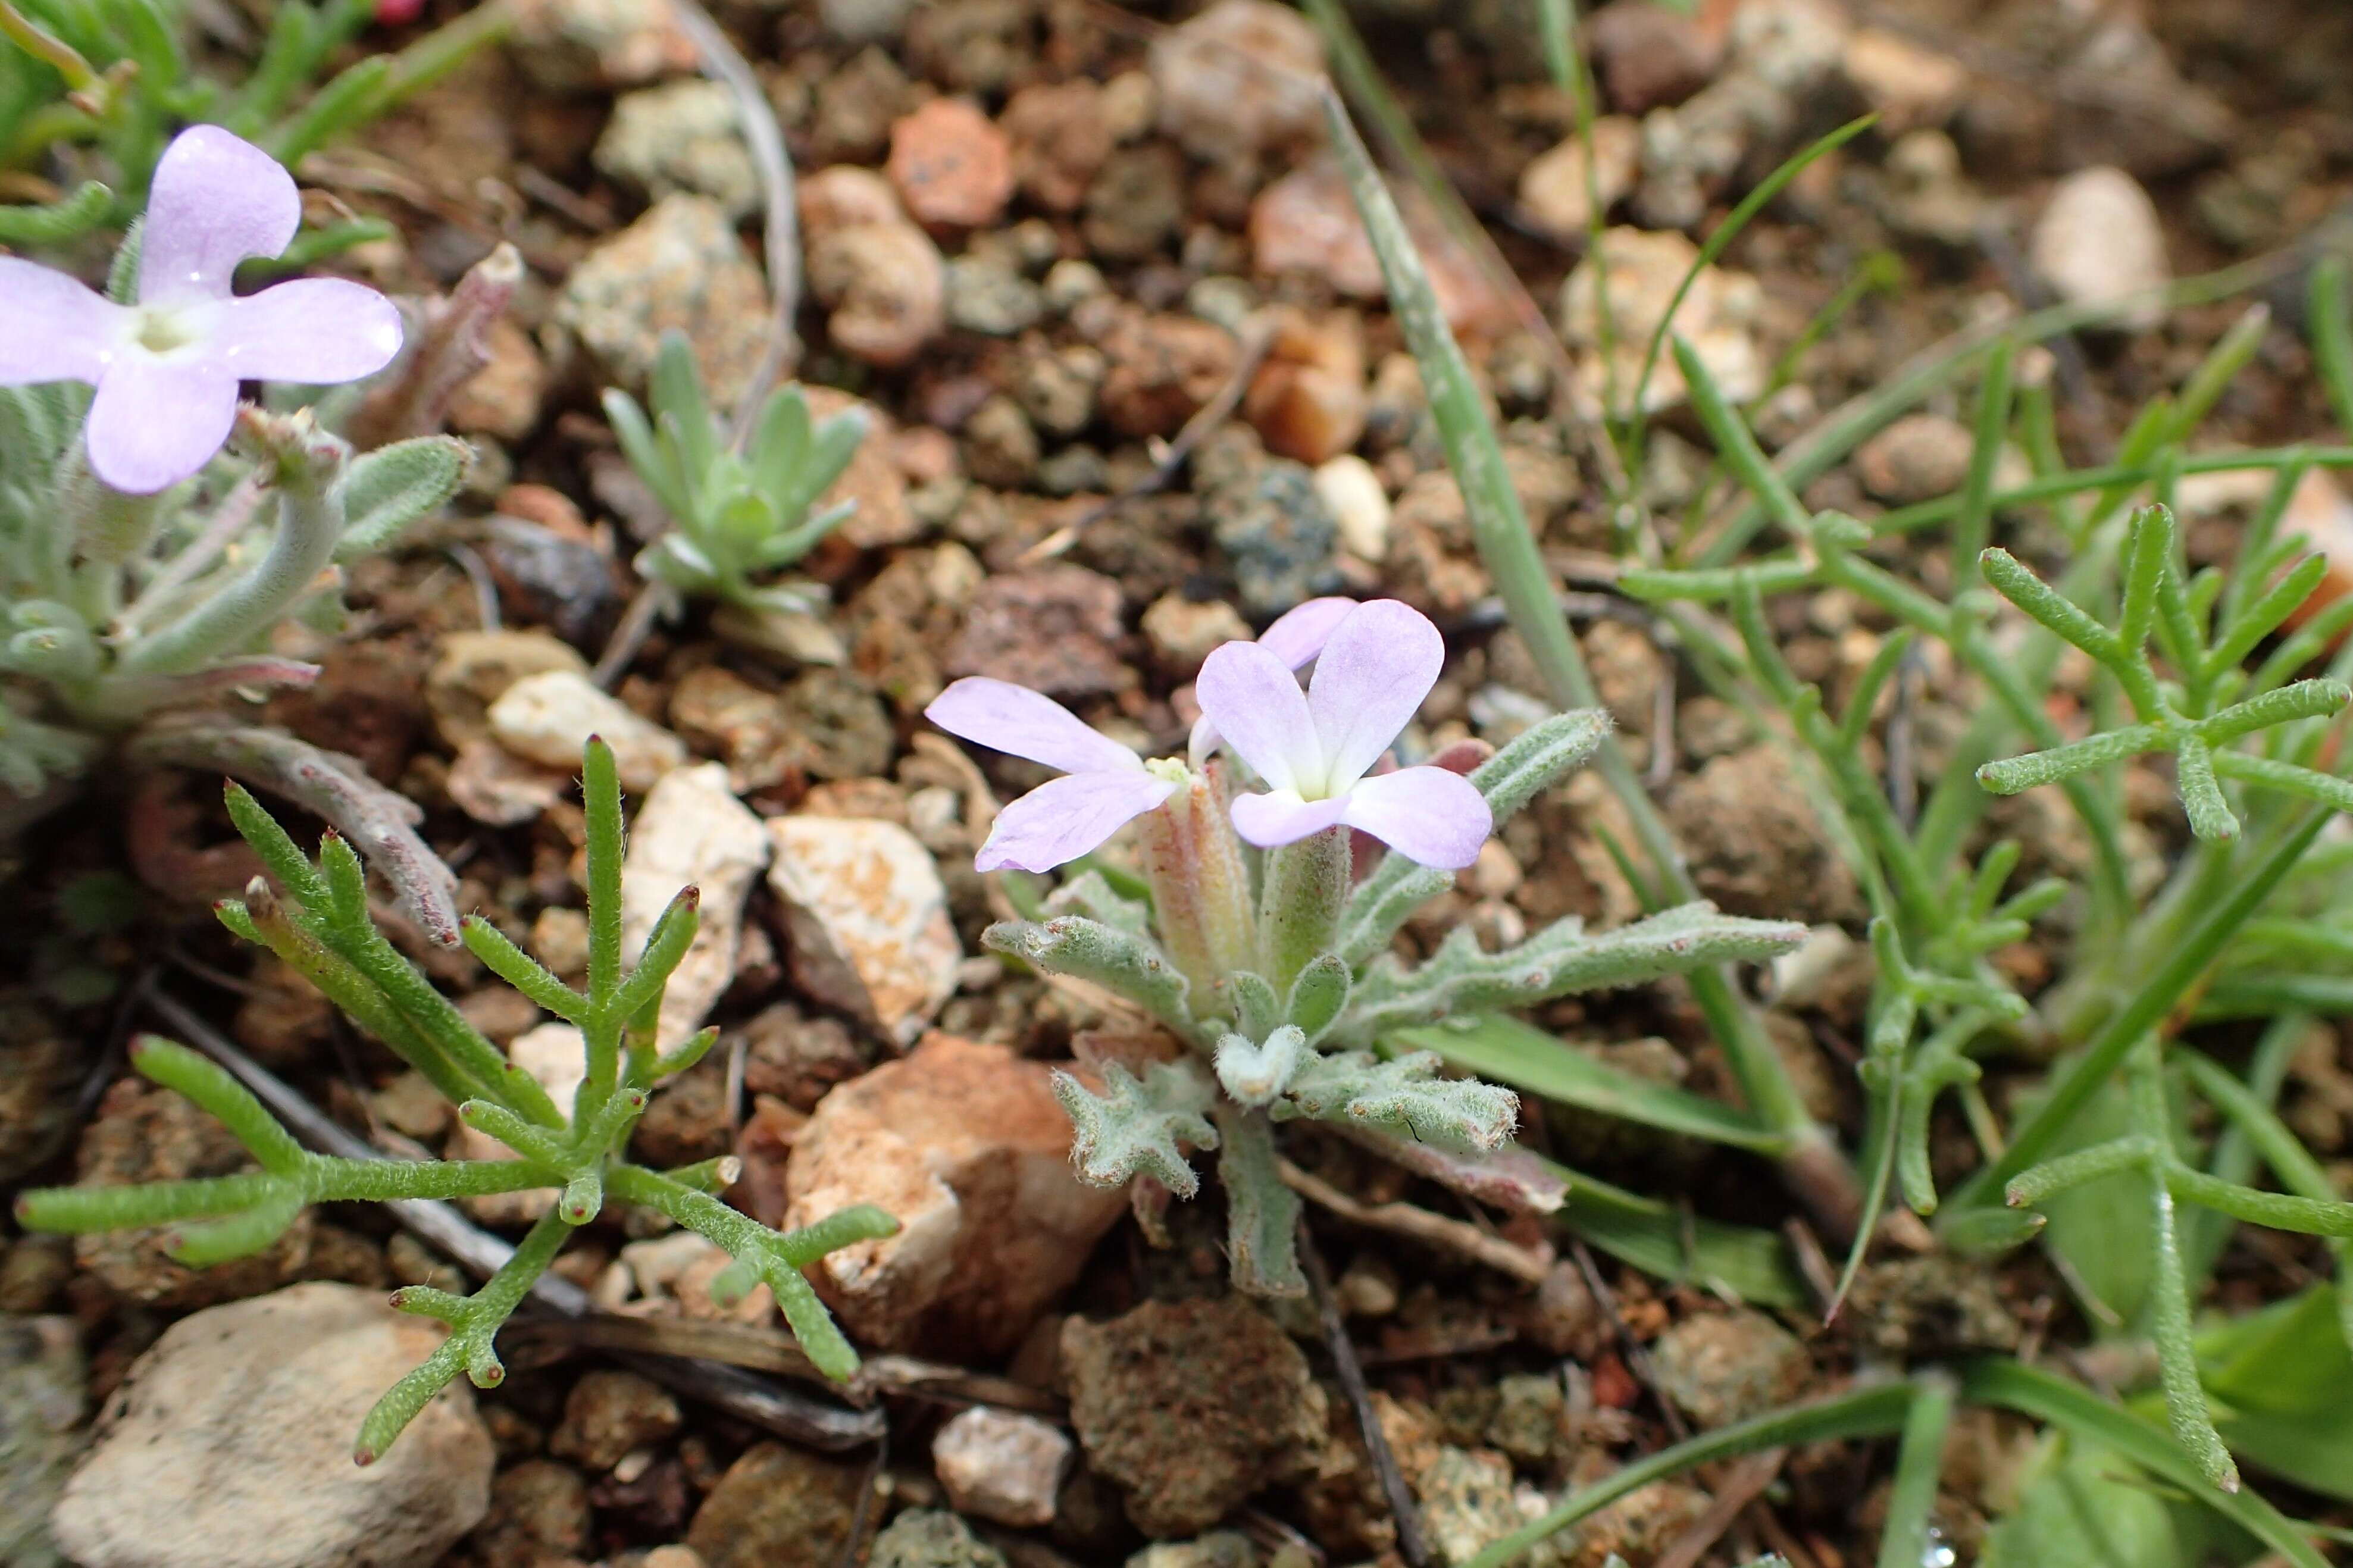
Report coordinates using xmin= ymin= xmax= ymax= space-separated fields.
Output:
xmin=1316 ymin=41 xmax=2353 ymax=1564
xmin=603 ymin=330 xmax=869 ymax=616
xmin=0 ymin=0 xmax=511 ymax=242
xmin=15 ymin=738 xmax=895 ymax=1461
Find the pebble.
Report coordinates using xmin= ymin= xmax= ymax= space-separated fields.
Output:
xmin=1649 ymin=1308 xmax=1810 ymax=1430
xmin=426 ymin=629 xmax=591 ymax=751
xmin=784 ymin=1036 xmax=1126 ymax=1355
xmin=556 ymin=195 xmax=768 ymax=403
xmin=802 ymin=385 xmax=918 ymax=550
xmin=1415 ymin=1446 xmax=1544 ymax=1568
xmin=905 ymin=0 xmax=1031 ymax=96
xmin=466 ymin=1460 xmax=592 ymax=1566
xmin=1003 ymin=82 xmax=1112 ymax=213
xmin=1141 ymin=593 xmax=1251 ymax=674
xmin=549 ymin=1369 xmax=683 ymax=1472
xmin=487 ymin=669 xmax=688 ymax=791
xmin=812 ymin=46 xmax=913 ymax=162
xmin=962 ymin=393 xmax=1043 ymax=489
xmin=0 ymin=1316 xmax=83 ymax=1568
xmin=800 ymin=164 xmax=909 ymax=233
xmin=1586 ymin=0 xmax=1721 ymax=112
xmin=1665 ymin=746 xmax=1864 ymax=925
xmin=506 ymin=0 xmax=696 ymax=90
xmin=933 ymin=1405 xmax=1074 ymax=1526
xmin=1557 ymin=226 xmax=1764 ymax=414
xmin=1125 ymin=1535 xmax=1258 ymax=1568
xmin=1212 ymin=467 xmax=1344 ymax=616
xmin=1097 ymin=309 xmax=1239 ymax=439
xmin=889 ymin=98 xmax=1016 ymax=230
xmin=1515 ymin=115 xmax=1642 ymax=242
xmin=594 ymin=80 xmax=760 ymax=218
xmin=1314 ymin=453 xmax=1391 ymax=562
xmin=686 ymin=1442 xmax=869 ymax=1568
xmin=872 ymin=1509 xmax=1007 ymax=1568
xmin=1562 ymin=1479 xmax=1710 ymax=1568
xmin=1249 ymin=160 xmax=1516 ymax=339
xmin=1243 ymin=308 xmax=1367 ymax=465
xmin=1084 ymin=144 xmax=1187 ymax=262
xmin=766 ymin=816 xmax=960 ymax=1049
xmin=947 ymin=565 xmax=1130 ymax=697
xmin=446 ymin=315 xmax=550 ymax=443
xmin=808 ymin=219 xmax=949 ymax=369
xmin=1044 ymin=258 xmax=1107 ymax=312
xmin=621 ymin=763 xmax=769 ymax=1047
xmin=1147 ymin=0 xmax=1325 ymax=165
xmin=2030 ymin=165 xmax=2170 ymax=331
xmin=946 ymin=256 xmax=1048 ymax=337
xmin=1016 ymin=343 xmax=1104 ymax=437
xmin=1853 ymin=412 xmax=1976 ymax=505
xmin=1878 ymin=128 xmax=1985 ymax=248
xmin=52 ymin=1284 xmax=493 ymax=1568
xmin=1841 ymin=27 xmax=1967 ymax=133
xmin=1062 ymin=1297 xmax=1329 ymax=1537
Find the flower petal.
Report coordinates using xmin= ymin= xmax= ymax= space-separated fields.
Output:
xmin=83 ymin=356 xmax=240 ymax=494
xmin=0 ymin=258 xmax=127 ymax=384
xmin=1228 ymin=788 xmax=1351 ymax=849
xmin=138 ymin=126 xmax=301 ymax=304
xmin=210 ymin=278 xmax=404 ymax=384
xmin=927 ymin=677 xmax=1143 ymax=776
xmin=1337 ymin=766 xmax=1492 ymax=870
xmin=977 ymin=769 xmax=1178 ymax=873
xmin=1255 ymin=596 xmax=1357 ymax=668
xmin=1307 ymin=599 xmax=1445 ymax=789
xmin=1196 ymin=639 xmax=1319 ymax=792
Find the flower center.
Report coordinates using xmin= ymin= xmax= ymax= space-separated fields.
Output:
xmin=132 ymin=305 xmax=203 ymax=355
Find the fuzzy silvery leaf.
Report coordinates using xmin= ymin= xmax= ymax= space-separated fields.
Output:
xmin=1052 ymin=1060 xmax=1218 ymax=1197
xmin=1338 ymin=902 xmax=1806 ymax=1041
xmin=334 ymin=435 xmax=468 ymax=562
xmin=1284 ymin=953 xmax=1350 ymax=1044
xmin=1226 ymin=969 xmax=1282 ymax=1040
xmin=984 ymin=916 xmax=1203 ymax=1041
xmin=1275 ymin=1049 xmax=1518 ymax=1154
xmin=1215 ymin=1024 xmax=1310 ymax=1107
xmin=1046 ymin=868 xmax=1153 ymax=937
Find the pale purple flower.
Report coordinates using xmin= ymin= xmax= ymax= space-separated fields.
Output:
xmin=927 ymin=678 xmax=1178 ymax=872
xmin=1187 ymin=595 xmax=1356 ymax=763
xmin=1196 ymin=598 xmax=1491 ymax=869
xmin=0 ymin=126 xmax=404 ymax=495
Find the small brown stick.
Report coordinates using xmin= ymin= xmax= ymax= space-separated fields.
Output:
xmin=1569 ymin=1237 xmax=1689 ymax=1442
xmin=141 ymin=986 xmax=887 ymax=1450
xmin=1299 ymin=1215 xmax=1432 ymax=1568
xmin=501 ymin=1314 xmax=1067 ymax=1418
xmin=1653 ymin=1448 xmax=1787 ymax=1568
xmin=1279 ymin=1157 xmax=1553 ymax=1284
xmin=345 ymin=242 xmax=523 ymax=449
xmin=1017 ymin=314 xmax=1276 ymax=567
xmin=592 ymin=579 xmax=674 ymax=689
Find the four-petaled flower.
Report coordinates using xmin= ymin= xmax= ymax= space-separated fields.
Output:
xmin=925 ymin=678 xmax=1178 ymax=873
xmin=1196 ymin=598 xmax=1491 ymax=869
xmin=929 ymin=597 xmax=1368 ymax=874
xmin=0 ymin=125 xmax=404 ymax=495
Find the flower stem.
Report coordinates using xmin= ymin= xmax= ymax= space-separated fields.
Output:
xmin=1259 ymin=827 xmax=1350 ymax=993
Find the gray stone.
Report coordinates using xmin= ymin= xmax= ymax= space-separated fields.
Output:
xmin=52 ymin=1284 xmax=493 ymax=1568
xmin=595 ymin=81 xmax=761 ymax=218
xmin=0 ymin=1316 xmax=83 ymax=1568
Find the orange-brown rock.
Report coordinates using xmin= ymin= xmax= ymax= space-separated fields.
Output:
xmin=784 ymin=1035 xmax=1127 ymax=1357
xmin=1243 ymin=308 xmax=1367 ymax=465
